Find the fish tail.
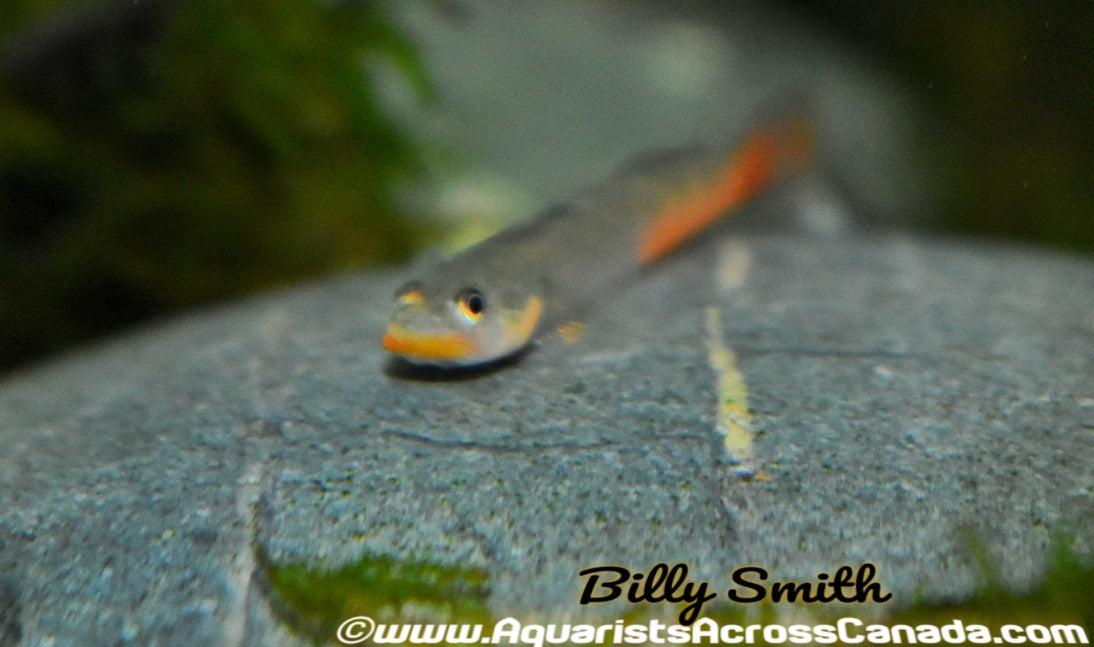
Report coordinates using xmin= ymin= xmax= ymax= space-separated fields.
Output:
xmin=637 ymin=102 xmax=814 ymax=264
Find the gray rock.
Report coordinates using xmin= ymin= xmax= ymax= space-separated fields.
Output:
xmin=1 ymin=234 xmax=1091 ymax=645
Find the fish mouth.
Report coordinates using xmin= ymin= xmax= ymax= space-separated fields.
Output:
xmin=382 ymin=323 xmax=475 ymax=361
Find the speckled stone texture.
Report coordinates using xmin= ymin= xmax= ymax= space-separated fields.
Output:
xmin=1 ymin=235 xmax=1090 ymax=645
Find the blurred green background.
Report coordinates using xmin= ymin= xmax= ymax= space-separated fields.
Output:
xmin=790 ymin=0 xmax=1093 ymax=253
xmin=0 ymin=0 xmax=1090 ymax=376
xmin=0 ymin=0 xmax=433 ymax=373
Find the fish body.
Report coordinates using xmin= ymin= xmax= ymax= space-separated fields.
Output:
xmin=383 ymin=107 xmax=812 ymax=367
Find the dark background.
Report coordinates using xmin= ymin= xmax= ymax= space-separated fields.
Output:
xmin=0 ymin=0 xmax=1090 ymax=376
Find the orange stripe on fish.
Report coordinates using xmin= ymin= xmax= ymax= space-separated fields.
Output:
xmin=637 ymin=117 xmax=812 ymax=264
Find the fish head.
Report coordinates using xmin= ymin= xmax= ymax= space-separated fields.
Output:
xmin=382 ymin=278 xmax=544 ymax=367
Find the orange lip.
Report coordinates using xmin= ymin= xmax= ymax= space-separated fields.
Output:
xmin=382 ymin=324 xmax=475 ymax=360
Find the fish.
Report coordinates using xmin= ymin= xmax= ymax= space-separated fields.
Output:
xmin=382 ymin=102 xmax=813 ymax=367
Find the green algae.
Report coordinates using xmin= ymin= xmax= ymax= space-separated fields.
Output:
xmin=697 ymin=539 xmax=1092 ymax=644
xmin=262 ymin=549 xmax=491 ymax=645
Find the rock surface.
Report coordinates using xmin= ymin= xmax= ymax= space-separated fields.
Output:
xmin=1 ymin=234 xmax=1091 ymax=645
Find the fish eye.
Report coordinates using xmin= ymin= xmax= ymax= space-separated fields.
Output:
xmin=456 ymin=288 xmax=485 ymax=323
